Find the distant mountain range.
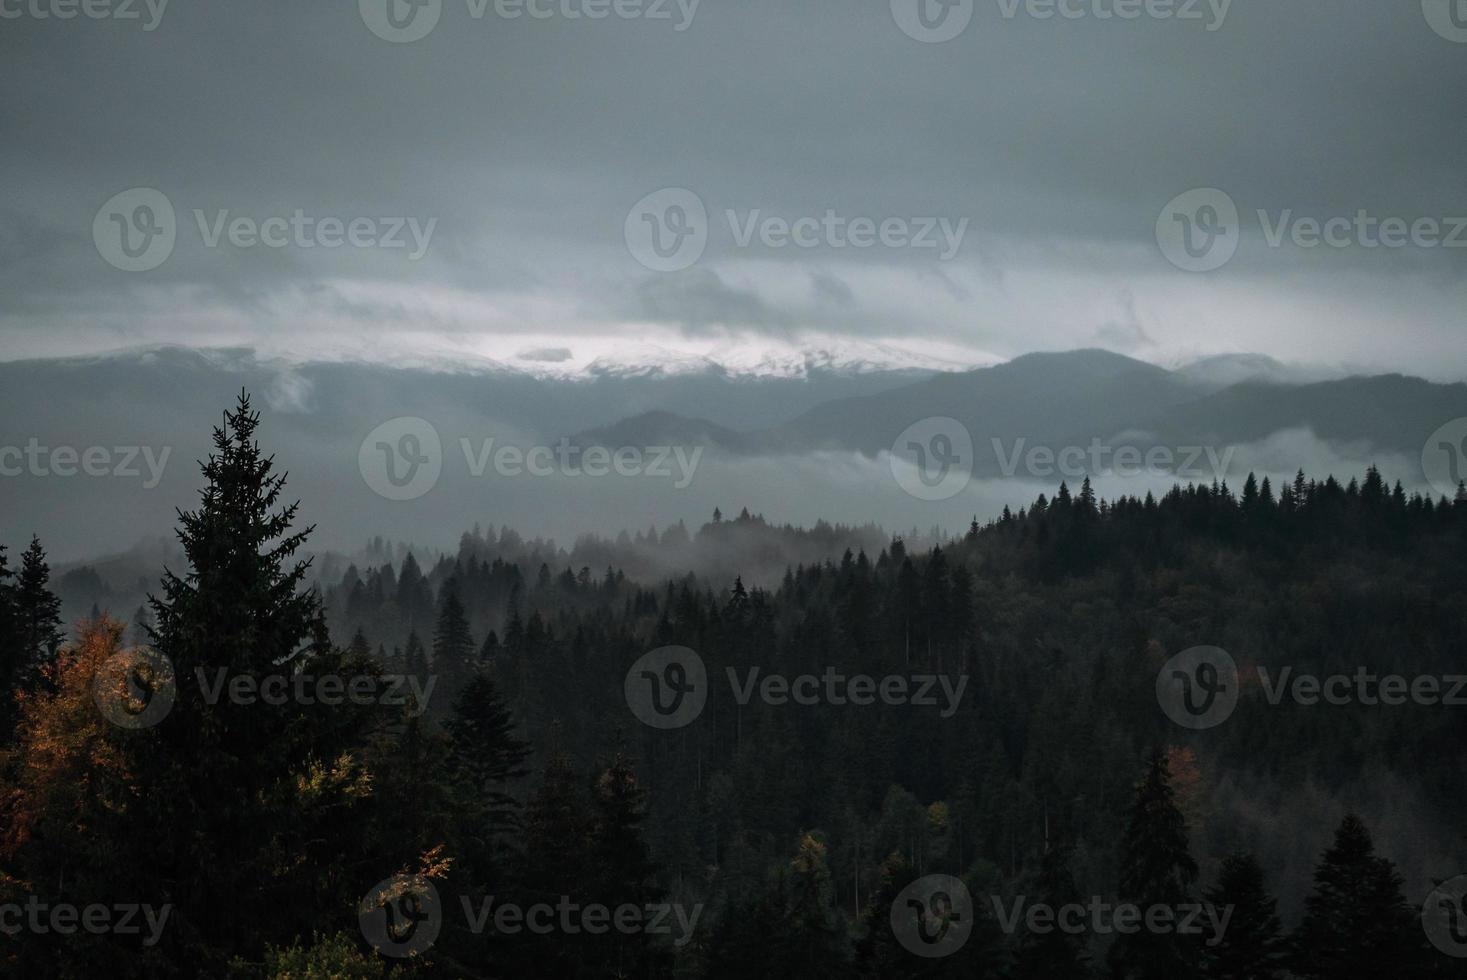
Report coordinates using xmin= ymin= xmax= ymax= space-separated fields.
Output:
xmin=4 ymin=344 xmax=1462 ymax=565
xmin=572 ymin=349 xmax=1467 ymax=479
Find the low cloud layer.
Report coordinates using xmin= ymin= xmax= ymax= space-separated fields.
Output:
xmin=1 ymin=2 xmax=1465 ymax=376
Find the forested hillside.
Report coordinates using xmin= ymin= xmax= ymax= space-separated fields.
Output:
xmin=3 ymin=395 xmax=1466 ymax=977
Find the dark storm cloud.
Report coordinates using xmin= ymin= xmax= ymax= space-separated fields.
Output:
xmin=516 ymin=346 xmax=574 ymax=363
xmin=1 ymin=0 xmax=1464 ymax=372
xmin=633 ymin=268 xmax=786 ymax=334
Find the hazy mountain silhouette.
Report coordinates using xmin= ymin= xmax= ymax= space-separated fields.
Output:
xmin=573 ymin=349 xmax=1467 ymax=479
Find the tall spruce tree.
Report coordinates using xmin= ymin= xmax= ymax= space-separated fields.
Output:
xmin=585 ymin=754 xmax=670 ymax=978
xmin=1107 ymin=751 xmax=1200 ymax=980
xmin=1016 ymin=843 xmax=1090 ymax=980
xmin=15 ymin=535 xmax=63 ymax=687
xmin=134 ymin=392 xmax=381 ymax=970
xmin=1201 ymin=853 xmax=1284 ymax=980
xmin=432 ymin=580 xmax=475 ymax=712
xmin=0 ymin=543 xmax=20 ymax=732
xmin=443 ymin=671 xmax=530 ymax=878
xmin=1291 ymin=814 xmax=1427 ymax=979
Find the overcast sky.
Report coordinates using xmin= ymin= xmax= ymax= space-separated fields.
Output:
xmin=2 ymin=0 xmax=1465 ymax=377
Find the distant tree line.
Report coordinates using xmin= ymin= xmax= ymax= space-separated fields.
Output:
xmin=1 ymin=393 xmax=1464 ymax=976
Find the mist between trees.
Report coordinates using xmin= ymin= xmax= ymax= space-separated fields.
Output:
xmin=1 ymin=393 xmax=1464 ymax=976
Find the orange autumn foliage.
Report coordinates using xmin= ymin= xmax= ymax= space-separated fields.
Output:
xmin=0 ymin=617 xmax=141 ymax=865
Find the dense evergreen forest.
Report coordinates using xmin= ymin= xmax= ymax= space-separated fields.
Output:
xmin=3 ymin=393 xmax=1467 ymax=978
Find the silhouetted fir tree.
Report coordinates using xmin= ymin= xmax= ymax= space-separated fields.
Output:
xmin=589 ymin=754 xmax=658 ymax=902
xmin=443 ymin=672 xmax=531 ymax=877
xmin=726 ymin=576 xmax=749 ymax=620
xmin=129 ymin=602 xmax=153 ymax=645
xmin=134 ymin=392 xmax=381 ymax=971
xmin=1078 ymin=477 xmax=1098 ymax=515
xmin=1107 ymin=751 xmax=1200 ymax=980
xmin=402 ymin=629 xmax=430 ymax=704
xmin=1200 ymin=854 xmax=1283 ymax=980
xmin=503 ymin=591 xmax=525 ymax=654
xmin=1291 ymin=814 xmax=1427 ymax=979
xmin=703 ymin=883 xmax=791 ymax=980
xmin=432 ymin=580 xmax=475 ymax=712
xmin=0 ymin=543 xmax=20 ymax=733
xmin=395 ymin=551 xmax=433 ymax=635
xmin=585 ymin=754 xmax=671 ymax=977
xmin=708 ymin=835 xmax=851 ymax=979
xmin=516 ymin=746 xmax=595 ymax=974
xmin=346 ymin=626 xmax=371 ymax=661
xmin=367 ymin=709 xmax=454 ymax=873
xmin=853 ymin=851 xmax=919 ymax=975
xmin=521 ymin=745 xmax=593 ymax=892
xmin=1015 ymin=843 xmax=1090 ymax=980
xmin=15 ymin=535 xmax=63 ymax=688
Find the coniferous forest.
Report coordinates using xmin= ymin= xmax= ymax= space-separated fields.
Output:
xmin=4 ymin=394 xmax=1467 ymax=978
xmin=9 ymin=0 xmax=1467 ymax=973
